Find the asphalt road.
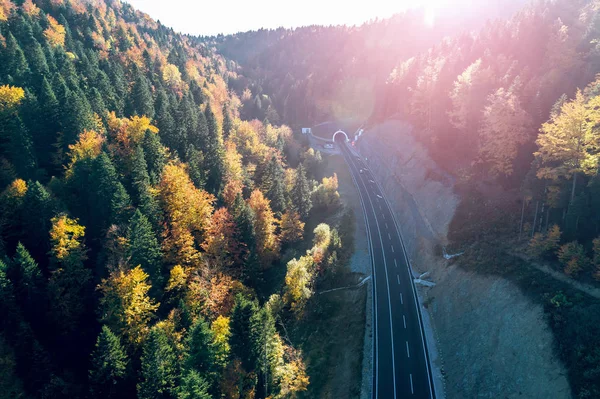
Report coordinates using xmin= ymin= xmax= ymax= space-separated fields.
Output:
xmin=337 ymin=138 xmax=435 ymax=399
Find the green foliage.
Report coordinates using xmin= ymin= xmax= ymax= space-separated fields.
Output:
xmin=89 ymin=325 xmax=129 ymax=398
xmin=557 ymin=241 xmax=590 ymax=276
xmin=177 ymin=370 xmax=212 ymax=399
xmin=291 ymin=164 xmax=312 ymax=219
xmin=138 ymin=327 xmax=178 ymax=399
xmin=184 ymin=317 xmax=217 ymax=380
xmin=230 ymin=295 xmax=258 ymax=371
xmin=128 ymin=210 xmax=163 ymax=290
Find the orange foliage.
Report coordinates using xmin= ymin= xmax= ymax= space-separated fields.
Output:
xmin=21 ymin=0 xmax=40 ymax=17
xmin=248 ymin=189 xmax=279 ymax=266
xmin=44 ymin=15 xmax=66 ymax=47
xmin=159 ymin=163 xmax=215 ymax=267
xmin=0 ymin=0 xmax=15 ymax=21
xmin=202 ymin=208 xmax=241 ymax=272
xmin=107 ymin=112 xmax=158 ymax=155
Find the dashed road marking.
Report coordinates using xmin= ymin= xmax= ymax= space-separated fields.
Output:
xmin=394 ymin=259 xmax=398 ymax=268
xmin=385 ymin=223 xmax=388 ymax=229
xmin=403 ymin=315 xmax=407 ymax=328
xmin=397 ymin=275 xmax=400 ymax=285
xmin=388 ymin=232 xmax=391 ymax=240
xmin=410 ymin=374 xmax=414 ymax=394
xmin=391 ymin=245 xmax=394 ymax=253
xmin=376 ymin=194 xmax=383 ymax=199
xmin=400 ymin=293 xmax=403 ymax=304
xmin=406 ymin=341 xmax=410 ymax=358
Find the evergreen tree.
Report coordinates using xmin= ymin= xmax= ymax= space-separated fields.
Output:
xmin=177 ymin=370 xmax=212 ymax=399
xmin=21 ymin=181 xmax=54 ymax=259
xmin=186 ymin=146 xmax=207 ymax=189
xmin=185 ymin=317 xmax=217 ymax=381
xmin=129 ymin=73 xmax=154 ymax=119
xmin=222 ymin=103 xmax=232 ymax=139
xmin=60 ymin=89 xmax=95 ymax=150
xmin=130 ymin=146 xmax=161 ymax=227
xmin=35 ymin=77 xmax=60 ymax=171
xmin=230 ymin=295 xmax=258 ymax=371
xmin=89 ymin=153 xmax=132 ymax=237
xmin=203 ymin=104 xmax=224 ymax=195
xmin=138 ymin=327 xmax=178 ymax=399
xmin=291 ymin=164 xmax=312 ymax=218
xmin=89 ymin=325 xmax=129 ymax=399
xmin=142 ymin=131 xmax=167 ymax=186
xmin=127 ymin=210 xmax=163 ymax=291
xmin=250 ymin=306 xmax=278 ymax=398
xmin=263 ymin=155 xmax=286 ymax=215
xmin=11 ymin=243 xmax=44 ymax=322
xmin=154 ymin=88 xmax=175 ymax=151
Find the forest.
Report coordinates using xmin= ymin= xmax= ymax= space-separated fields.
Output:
xmin=216 ymin=0 xmax=600 ymax=397
xmin=0 ymin=0 xmax=354 ymax=398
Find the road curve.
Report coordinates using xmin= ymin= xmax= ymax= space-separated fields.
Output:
xmin=337 ymin=138 xmax=435 ymax=399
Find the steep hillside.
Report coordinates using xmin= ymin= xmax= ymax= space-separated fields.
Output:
xmin=0 ymin=1 xmax=352 ymax=398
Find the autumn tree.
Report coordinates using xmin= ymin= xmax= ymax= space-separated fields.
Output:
xmin=202 ymin=207 xmax=241 ymax=272
xmin=159 ymin=163 xmax=215 ymax=267
xmin=98 ymin=265 xmax=159 ymax=347
xmin=283 ymin=256 xmax=314 ymax=315
xmin=47 ymin=215 xmax=91 ymax=336
xmin=280 ymin=211 xmax=304 ymax=244
xmin=44 ymin=16 xmax=66 ymax=47
xmin=248 ymin=189 xmax=280 ymax=266
xmin=536 ymin=90 xmax=600 ymax=204
xmin=312 ymin=174 xmax=341 ymax=211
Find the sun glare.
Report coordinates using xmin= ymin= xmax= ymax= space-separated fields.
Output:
xmin=424 ymin=6 xmax=436 ymax=27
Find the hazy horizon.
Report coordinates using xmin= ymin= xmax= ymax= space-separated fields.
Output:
xmin=123 ymin=0 xmax=471 ymax=36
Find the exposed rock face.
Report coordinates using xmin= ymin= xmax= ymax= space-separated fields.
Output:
xmin=357 ymin=120 xmax=571 ymax=399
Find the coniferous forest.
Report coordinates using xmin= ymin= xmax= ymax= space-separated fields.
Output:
xmin=0 ymin=1 xmax=354 ymax=398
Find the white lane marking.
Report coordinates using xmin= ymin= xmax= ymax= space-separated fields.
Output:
xmin=376 ymin=194 xmax=383 ymax=199
xmin=370 ymin=179 xmax=375 ymax=183
xmin=385 ymin=223 xmax=388 ymax=229
xmin=379 ymin=204 xmax=382 ymax=211
xmin=406 ymin=341 xmax=410 ymax=358
xmin=403 ymin=315 xmax=407 ymax=328
xmin=397 ymin=275 xmax=400 ymax=285
xmin=391 ymin=245 xmax=395 ymax=253
xmin=410 ymin=374 xmax=414 ymax=394
xmin=394 ymin=259 xmax=398 ymax=268
xmin=388 ymin=233 xmax=391 ymax=240
xmin=343 ymin=144 xmax=397 ymax=399
xmin=400 ymin=293 xmax=403 ymax=304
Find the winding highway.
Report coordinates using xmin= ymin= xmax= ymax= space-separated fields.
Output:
xmin=337 ymin=137 xmax=435 ymax=399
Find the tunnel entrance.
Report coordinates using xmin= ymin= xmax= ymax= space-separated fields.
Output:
xmin=333 ymin=130 xmax=349 ymax=142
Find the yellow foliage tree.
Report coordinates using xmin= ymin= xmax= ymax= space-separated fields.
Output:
xmin=49 ymin=215 xmax=87 ymax=262
xmin=211 ymin=315 xmax=231 ymax=368
xmin=479 ymin=87 xmax=532 ymax=176
xmin=222 ymin=141 xmax=244 ymax=207
xmin=107 ymin=112 xmax=158 ymax=154
xmin=0 ymin=0 xmax=15 ymax=21
xmin=283 ymin=256 xmax=314 ymax=315
xmin=162 ymin=63 xmax=183 ymax=92
xmin=536 ymin=90 xmax=600 ymax=203
xmin=248 ymin=189 xmax=279 ymax=266
xmin=44 ymin=15 xmax=66 ymax=47
xmin=280 ymin=211 xmax=304 ymax=244
xmin=159 ymin=163 xmax=215 ymax=266
xmin=66 ymin=130 xmax=105 ymax=172
xmin=98 ymin=265 xmax=159 ymax=347
xmin=0 ymin=85 xmax=25 ymax=111
xmin=21 ymin=0 xmax=40 ymax=16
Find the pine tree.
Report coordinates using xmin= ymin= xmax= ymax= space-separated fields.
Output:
xmin=142 ymin=131 xmax=167 ymax=186
xmin=21 ymin=181 xmax=54 ymax=258
xmin=263 ymin=155 xmax=286 ymax=215
xmin=130 ymin=146 xmax=161 ymax=228
xmin=186 ymin=146 xmax=207 ymax=189
xmin=90 ymin=153 xmax=132 ymax=237
xmin=89 ymin=325 xmax=129 ymax=399
xmin=185 ymin=317 xmax=217 ymax=381
xmin=11 ymin=242 xmax=44 ymax=322
xmin=128 ymin=210 xmax=163 ymax=291
xmin=130 ymin=73 xmax=154 ymax=119
xmin=222 ymin=103 xmax=232 ymax=139
xmin=35 ymin=77 xmax=60 ymax=171
xmin=177 ymin=370 xmax=212 ymax=399
xmin=154 ymin=88 xmax=176 ymax=153
xmin=291 ymin=164 xmax=312 ymax=218
xmin=203 ymin=104 xmax=224 ymax=196
xmin=138 ymin=327 xmax=177 ymax=399
xmin=230 ymin=295 xmax=258 ymax=371
xmin=250 ymin=306 xmax=278 ymax=397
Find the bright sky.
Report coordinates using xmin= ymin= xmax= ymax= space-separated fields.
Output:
xmin=124 ymin=0 xmax=456 ymax=36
